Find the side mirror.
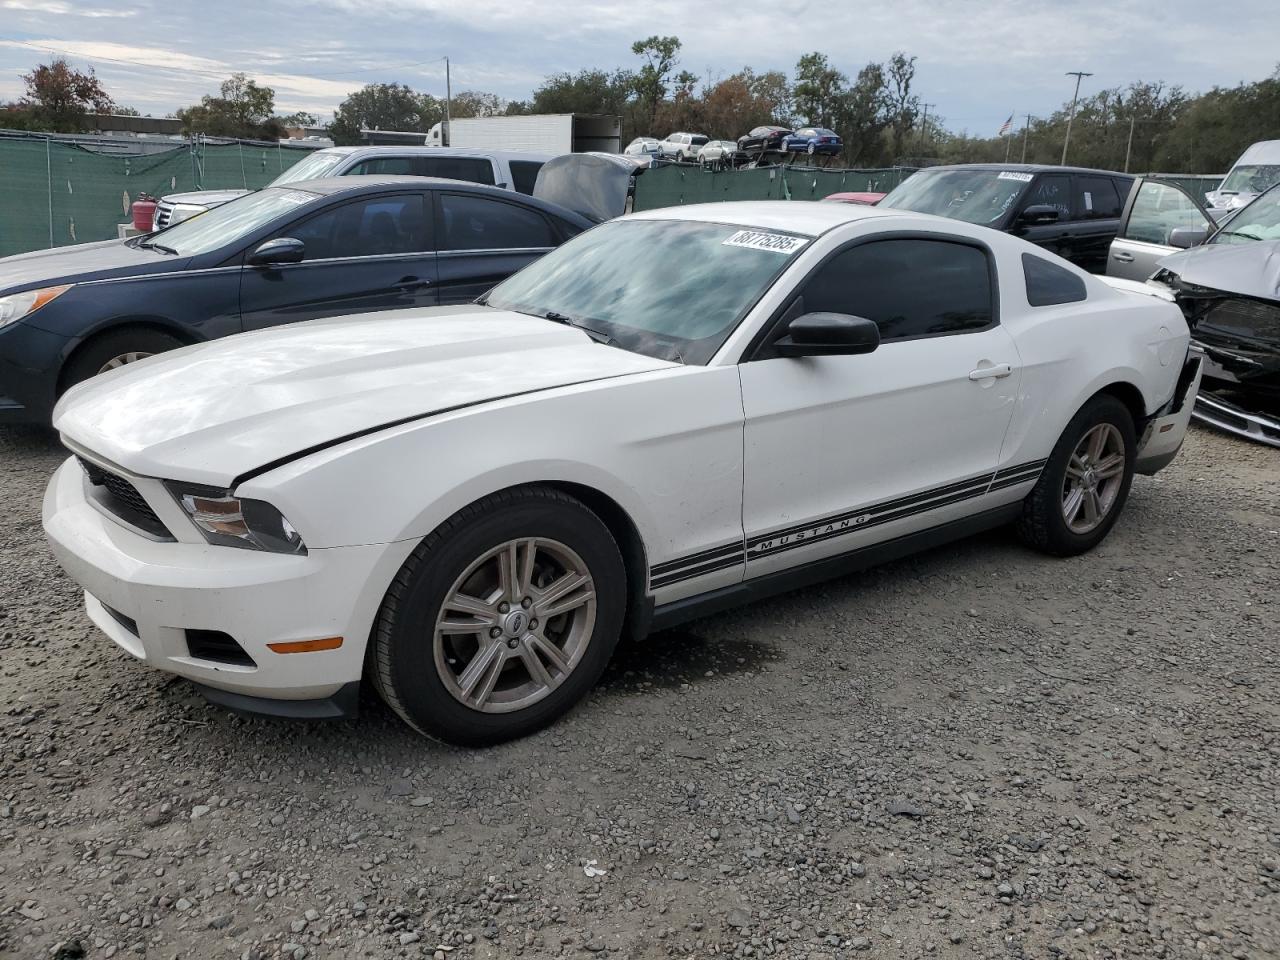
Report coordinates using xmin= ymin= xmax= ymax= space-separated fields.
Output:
xmin=1169 ymin=225 xmax=1209 ymax=249
xmin=248 ymin=237 xmax=305 ymax=265
xmin=1019 ymin=204 xmax=1060 ymax=225
xmin=774 ymin=313 xmax=880 ymax=358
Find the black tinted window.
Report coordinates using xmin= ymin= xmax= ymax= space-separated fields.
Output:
xmin=282 ymin=194 xmax=426 ymax=260
xmin=509 ymin=160 xmax=544 ymax=195
xmin=1022 ymin=253 xmax=1087 ymax=306
xmin=1075 ymin=176 xmax=1123 ymax=219
xmin=348 ymin=156 xmax=416 ymax=176
xmin=419 ymin=157 xmax=496 ymax=185
xmin=439 ymin=194 xmax=555 ymax=250
xmin=1026 ymin=174 xmax=1072 ymax=219
xmin=796 ymin=239 xmax=994 ymax=340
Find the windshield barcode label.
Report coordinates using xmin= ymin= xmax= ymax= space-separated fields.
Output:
xmin=722 ymin=230 xmax=808 ymax=254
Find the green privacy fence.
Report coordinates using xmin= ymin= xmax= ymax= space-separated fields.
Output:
xmin=0 ymin=134 xmax=318 ymax=257
xmin=1148 ymin=174 xmax=1223 ymax=202
xmin=632 ymin=163 xmax=918 ymax=211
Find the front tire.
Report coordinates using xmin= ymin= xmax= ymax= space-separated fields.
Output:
xmin=1017 ymin=394 xmax=1136 ymax=556
xmin=370 ymin=486 xmax=626 ymax=746
xmin=62 ymin=328 xmax=185 ymax=394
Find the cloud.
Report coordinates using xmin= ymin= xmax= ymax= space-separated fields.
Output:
xmin=2 ymin=0 xmax=136 ymax=16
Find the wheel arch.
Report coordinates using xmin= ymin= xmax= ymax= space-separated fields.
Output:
xmin=1091 ymin=380 xmax=1148 ymax=432
xmin=57 ymin=317 xmax=202 ymax=394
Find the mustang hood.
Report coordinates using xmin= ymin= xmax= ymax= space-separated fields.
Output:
xmin=54 ymin=306 xmax=674 ymax=486
xmin=1158 ymin=241 xmax=1280 ymax=302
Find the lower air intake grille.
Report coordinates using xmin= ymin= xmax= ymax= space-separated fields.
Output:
xmin=186 ymin=630 xmax=257 ymax=668
xmin=77 ymin=456 xmax=173 ymax=540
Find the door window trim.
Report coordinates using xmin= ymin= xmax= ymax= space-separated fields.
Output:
xmin=739 ymin=230 xmax=1002 ymax=363
xmin=237 ymin=191 xmax=431 ymax=264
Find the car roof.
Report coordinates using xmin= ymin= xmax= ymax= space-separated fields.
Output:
xmin=313 ymin=145 xmax=554 ymax=161
xmin=914 ymin=162 xmax=1132 ymax=178
xmin=628 ymin=200 xmax=904 ymax=236
xmin=272 ymin=176 xmax=592 ymax=224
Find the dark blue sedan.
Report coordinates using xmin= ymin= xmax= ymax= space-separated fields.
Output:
xmin=782 ymin=128 xmax=843 ymax=157
xmin=0 ymin=176 xmax=591 ymax=424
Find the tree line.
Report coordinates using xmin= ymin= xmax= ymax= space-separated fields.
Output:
xmin=4 ymin=45 xmax=1278 ymax=174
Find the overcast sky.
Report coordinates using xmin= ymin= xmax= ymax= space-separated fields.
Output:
xmin=1 ymin=0 xmax=1277 ymax=134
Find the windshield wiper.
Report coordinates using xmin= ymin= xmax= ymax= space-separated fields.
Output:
xmin=1215 ymin=229 xmax=1264 ymax=242
xmin=536 ymin=310 xmax=616 ymax=345
xmin=137 ymin=240 xmax=180 ymax=255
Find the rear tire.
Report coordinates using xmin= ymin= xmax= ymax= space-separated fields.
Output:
xmin=370 ymin=486 xmax=626 ymax=746
xmin=1017 ymin=394 xmax=1136 ymax=556
xmin=62 ymin=328 xmax=185 ymax=394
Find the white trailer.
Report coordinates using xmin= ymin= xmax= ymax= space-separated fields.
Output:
xmin=426 ymin=114 xmax=621 ymax=154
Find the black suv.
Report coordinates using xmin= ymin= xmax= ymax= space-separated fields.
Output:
xmin=880 ymin=164 xmax=1135 ymax=273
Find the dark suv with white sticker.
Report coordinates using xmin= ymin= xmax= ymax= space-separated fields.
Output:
xmin=880 ymin=164 xmax=1135 ymax=273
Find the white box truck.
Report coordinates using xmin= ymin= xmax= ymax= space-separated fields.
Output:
xmin=426 ymin=114 xmax=621 ymax=154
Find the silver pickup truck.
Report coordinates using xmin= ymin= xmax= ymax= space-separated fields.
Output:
xmin=152 ymin=146 xmax=552 ymax=230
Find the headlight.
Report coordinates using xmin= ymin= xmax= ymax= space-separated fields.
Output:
xmin=165 ymin=482 xmax=307 ymax=554
xmin=166 ymin=203 xmax=207 ymax=225
xmin=0 ymin=285 xmax=72 ymax=330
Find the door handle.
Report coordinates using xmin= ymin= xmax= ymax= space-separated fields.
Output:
xmin=1112 ymin=251 xmax=1135 ymax=263
xmin=969 ymin=363 xmax=1013 ymax=381
xmin=395 ymin=277 xmax=432 ymax=290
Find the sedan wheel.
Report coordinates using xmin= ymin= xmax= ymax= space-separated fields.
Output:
xmin=371 ymin=485 xmax=626 ymax=745
xmin=433 ymin=537 xmax=596 ymax=713
xmin=97 ymin=351 xmax=154 ymax=374
xmin=1060 ymin=424 xmax=1125 ymax=534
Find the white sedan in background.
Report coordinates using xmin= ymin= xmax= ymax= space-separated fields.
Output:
xmin=44 ymin=202 xmax=1201 ymax=745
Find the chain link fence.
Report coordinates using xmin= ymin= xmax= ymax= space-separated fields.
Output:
xmin=0 ymin=132 xmax=320 ymax=257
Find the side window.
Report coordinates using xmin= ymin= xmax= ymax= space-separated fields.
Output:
xmin=508 ymin=160 xmax=544 ymax=195
xmin=1022 ymin=253 xmax=1087 ymax=306
xmin=418 ymin=157 xmax=496 ymax=186
xmin=1121 ymin=181 xmax=1212 ymax=245
xmin=347 ymin=157 xmax=416 ymax=176
xmin=279 ymin=194 xmax=426 ymax=260
xmin=1026 ymin=174 xmax=1072 ymax=220
xmin=1074 ymin=176 xmax=1122 ymax=220
xmin=438 ymin=194 xmax=555 ymax=251
xmin=792 ymin=239 xmax=994 ymax=341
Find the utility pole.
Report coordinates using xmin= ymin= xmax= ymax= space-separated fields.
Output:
xmin=918 ymin=102 xmax=934 ymax=154
xmin=1124 ymin=114 xmax=1136 ymax=173
xmin=1020 ymin=114 xmax=1032 ymax=163
xmin=444 ymin=56 xmax=452 ymax=146
xmin=1061 ymin=71 xmax=1092 ymax=165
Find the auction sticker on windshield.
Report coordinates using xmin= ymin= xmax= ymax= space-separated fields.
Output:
xmin=722 ymin=230 xmax=809 ymax=254
xmin=997 ymin=171 xmax=1035 ymax=182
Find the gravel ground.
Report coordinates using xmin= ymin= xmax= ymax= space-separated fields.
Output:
xmin=1 ymin=424 xmax=1277 ymax=960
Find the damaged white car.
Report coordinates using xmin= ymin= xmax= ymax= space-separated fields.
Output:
xmin=44 ymin=202 xmax=1201 ymax=744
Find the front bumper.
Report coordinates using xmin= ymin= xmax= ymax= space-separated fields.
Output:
xmin=0 ymin=321 xmax=71 ymax=424
xmin=42 ymin=457 xmax=408 ymax=710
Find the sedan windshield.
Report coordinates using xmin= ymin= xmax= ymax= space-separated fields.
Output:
xmin=1219 ymin=164 xmax=1280 ymax=196
xmin=146 ymin=188 xmax=317 ymax=256
xmin=485 ymin=219 xmax=807 ymax=364
xmin=1211 ymin=186 xmax=1280 ymax=243
xmin=881 ymin=169 xmax=1029 ymax=226
xmin=269 ymin=151 xmax=347 ymax=186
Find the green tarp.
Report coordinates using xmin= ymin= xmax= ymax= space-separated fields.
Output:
xmin=632 ymin=164 xmax=917 ymax=211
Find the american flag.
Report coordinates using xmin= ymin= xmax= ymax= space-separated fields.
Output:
xmin=998 ymin=113 xmax=1014 ymax=137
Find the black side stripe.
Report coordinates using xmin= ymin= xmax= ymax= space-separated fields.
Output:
xmin=646 ymin=457 xmax=1049 ymax=586
xmin=650 ymin=542 xmax=743 ymax=577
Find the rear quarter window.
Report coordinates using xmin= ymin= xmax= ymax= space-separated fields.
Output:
xmin=1023 ymin=253 xmax=1087 ymax=306
xmin=508 ymin=160 xmax=544 ymax=195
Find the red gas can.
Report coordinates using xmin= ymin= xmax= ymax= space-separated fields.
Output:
xmin=131 ymin=195 xmax=158 ymax=232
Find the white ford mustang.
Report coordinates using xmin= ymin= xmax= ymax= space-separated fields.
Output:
xmin=43 ymin=202 xmax=1202 ymax=744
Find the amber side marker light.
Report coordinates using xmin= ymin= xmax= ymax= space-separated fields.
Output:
xmin=267 ymin=637 xmax=344 ymax=654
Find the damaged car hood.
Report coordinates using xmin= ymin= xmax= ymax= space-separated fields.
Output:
xmin=1158 ymin=241 xmax=1280 ymax=302
xmin=53 ymin=306 xmax=674 ymax=486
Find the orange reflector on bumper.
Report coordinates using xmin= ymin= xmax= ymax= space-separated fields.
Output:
xmin=267 ymin=637 xmax=344 ymax=654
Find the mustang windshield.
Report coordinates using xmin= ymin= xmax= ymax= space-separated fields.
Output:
xmin=485 ymin=219 xmax=807 ymax=364
xmin=881 ymin=169 xmax=1029 ymax=226
xmin=147 ymin=188 xmax=317 ymax=256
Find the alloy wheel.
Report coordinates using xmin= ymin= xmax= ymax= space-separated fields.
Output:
xmin=433 ymin=538 xmax=596 ymax=714
xmin=98 ymin=351 xmax=153 ymax=374
xmin=1061 ymin=423 xmax=1126 ymax=534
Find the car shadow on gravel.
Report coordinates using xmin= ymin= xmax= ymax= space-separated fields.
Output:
xmin=599 ymin=628 xmax=779 ymax=694
xmin=0 ymin=424 xmax=60 ymax=453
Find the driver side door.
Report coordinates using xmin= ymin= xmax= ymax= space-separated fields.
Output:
xmin=739 ymin=236 xmax=1020 ymax=579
